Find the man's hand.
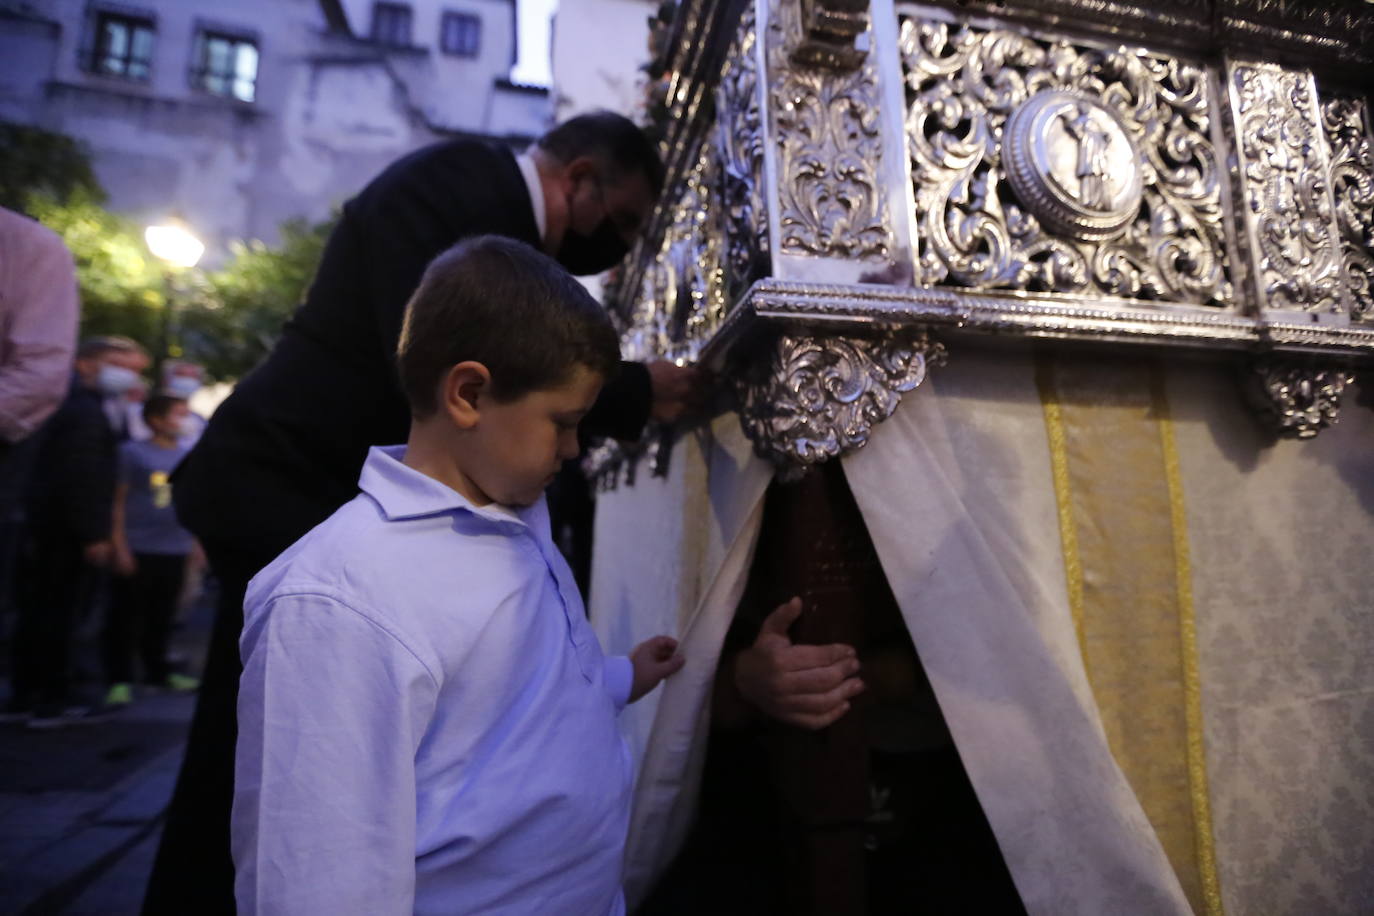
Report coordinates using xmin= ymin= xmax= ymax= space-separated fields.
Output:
xmin=733 ymin=597 xmax=864 ymax=730
xmin=646 ymin=360 xmax=705 ymax=424
xmin=629 ymin=635 xmax=685 ymax=703
xmin=113 ymin=544 xmax=137 ymax=577
xmin=83 ymin=539 xmax=113 ymax=569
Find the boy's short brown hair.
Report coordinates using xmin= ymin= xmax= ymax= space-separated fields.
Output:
xmin=397 ymin=236 xmax=620 ymax=417
xmin=143 ymin=393 xmax=186 ymax=424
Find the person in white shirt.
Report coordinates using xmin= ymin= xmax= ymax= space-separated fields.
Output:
xmin=232 ymin=235 xmax=684 ymax=914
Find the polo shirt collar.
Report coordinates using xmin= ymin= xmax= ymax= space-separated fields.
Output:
xmin=358 ymin=446 xmax=525 ymax=527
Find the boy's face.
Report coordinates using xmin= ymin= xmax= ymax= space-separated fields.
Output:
xmin=464 ymin=365 xmax=603 ymax=508
xmin=149 ymin=402 xmax=190 ymax=439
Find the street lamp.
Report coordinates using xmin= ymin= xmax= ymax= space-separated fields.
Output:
xmin=144 ymin=221 xmax=204 ymax=269
xmin=144 ymin=219 xmax=204 ymax=379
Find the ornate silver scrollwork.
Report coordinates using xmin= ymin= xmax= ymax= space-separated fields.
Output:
xmin=1220 ymin=0 xmax=1374 ymax=63
xmin=898 ymin=12 xmax=1233 ymax=307
xmin=1229 ymin=62 xmax=1346 ymax=316
xmin=582 ymin=439 xmax=627 ymax=492
xmin=733 ymin=328 xmax=947 ymax=470
xmin=769 ymin=0 xmax=893 ymax=262
xmin=622 ymin=143 xmax=728 ymax=367
xmin=1319 ymin=94 xmax=1374 ymax=325
xmin=716 ymin=7 xmax=768 ymax=303
xmin=940 ymin=0 xmax=1374 ymax=66
xmin=790 ymin=0 xmax=871 ymax=70
xmin=591 ymin=143 xmax=728 ymax=492
xmin=1248 ymin=358 xmax=1353 ymax=439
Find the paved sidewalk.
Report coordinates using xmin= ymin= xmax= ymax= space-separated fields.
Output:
xmin=0 ymin=592 xmax=211 ymax=915
xmin=0 ymin=692 xmax=194 ymax=914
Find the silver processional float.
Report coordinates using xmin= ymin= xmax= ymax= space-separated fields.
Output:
xmin=584 ymin=1 xmax=1374 ymax=914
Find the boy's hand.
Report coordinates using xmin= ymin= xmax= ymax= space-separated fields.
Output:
xmin=629 ymin=635 xmax=685 ymax=703
xmin=733 ymin=597 xmax=864 ymax=730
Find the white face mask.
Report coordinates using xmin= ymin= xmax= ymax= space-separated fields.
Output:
xmin=166 ymin=377 xmax=201 ymax=399
xmin=96 ymin=364 xmax=141 ymax=396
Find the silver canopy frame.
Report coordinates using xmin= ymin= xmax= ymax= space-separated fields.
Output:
xmin=592 ymin=0 xmax=1374 ymax=482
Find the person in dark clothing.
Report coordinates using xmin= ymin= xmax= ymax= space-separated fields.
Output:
xmin=145 ymin=111 xmax=695 ymax=914
xmin=4 ymin=336 xmax=149 ymax=728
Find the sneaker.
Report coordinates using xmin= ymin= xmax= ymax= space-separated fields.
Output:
xmin=164 ymin=673 xmax=200 ymax=692
xmin=104 ymin=683 xmax=134 ymax=707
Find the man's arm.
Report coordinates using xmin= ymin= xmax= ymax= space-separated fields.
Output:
xmin=582 ymin=361 xmax=652 ymax=441
xmin=234 ymin=592 xmax=437 ymax=915
xmin=0 ymin=220 xmax=78 ymax=444
xmin=110 ymin=480 xmax=135 ymax=576
xmin=582 ymin=360 xmax=704 ymax=443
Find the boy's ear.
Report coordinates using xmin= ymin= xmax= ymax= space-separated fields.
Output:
xmin=442 ymin=361 xmax=492 ymax=429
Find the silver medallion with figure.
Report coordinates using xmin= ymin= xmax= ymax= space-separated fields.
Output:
xmin=1005 ymin=90 xmax=1144 ymax=241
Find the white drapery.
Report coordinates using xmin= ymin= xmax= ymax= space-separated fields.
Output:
xmin=591 ymin=349 xmax=1374 ymax=915
xmin=590 ymin=411 xmax=772 ymax=906
xmin=840 ymin=353 xmax=1192 ymax=915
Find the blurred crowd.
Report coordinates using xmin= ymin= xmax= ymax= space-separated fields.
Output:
xmin=0 ymin=204 xmax=208 ymax=729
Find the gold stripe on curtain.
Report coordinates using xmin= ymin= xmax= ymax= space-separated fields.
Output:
xmin=1037 ymin=354 xmax=1223 ymax=916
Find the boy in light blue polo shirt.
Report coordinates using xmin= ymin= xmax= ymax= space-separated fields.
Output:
xmin=232 ymin=236 xmax=684 ymax=915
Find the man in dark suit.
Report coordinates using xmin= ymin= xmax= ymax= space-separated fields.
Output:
xmin=144 ymin=112 xmax=692 ymax=914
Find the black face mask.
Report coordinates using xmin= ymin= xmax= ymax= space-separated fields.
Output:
xmin=556 ymin=176 xmax=632 ymax=275
xmin=557 ymin=218 xmax=630 ymax=276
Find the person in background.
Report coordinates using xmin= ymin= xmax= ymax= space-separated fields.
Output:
xmin=0 ymin=205 xmax=79 ymax=633
xmin=103 ymin=393 xmax=201 ymax=707
xmin=154 ymin=361 xmax=210 ymax=631
xmin=136 ymin=360 xmax=208 ymax=447
xmin=0 ymin=206 xmax=79 ymax=454
xmin=116 ymin=377 xmax=148 ymax=439
xmin=5 ymin=336 xmax=148 ymax=728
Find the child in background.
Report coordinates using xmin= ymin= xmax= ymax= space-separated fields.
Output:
xmin=232 ymin=236 xmax=684 ymax=914
xmin=104 ymin=393 xmax=200 ymax=706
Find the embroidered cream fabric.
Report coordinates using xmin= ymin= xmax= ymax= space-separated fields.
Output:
xmin=589 ymin=350 xmax=1374 ymax=915
xmin=1037 ymin=356 xmax=1220 ymax=915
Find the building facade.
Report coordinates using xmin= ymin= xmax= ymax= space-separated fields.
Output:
xmin=0 ymin=0 xmax=551 ymax=260
xmin=549 ymin=0 xmax=655 ymax=121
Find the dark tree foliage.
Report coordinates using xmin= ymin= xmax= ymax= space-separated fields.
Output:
xmin=0 ymin=121 xmax=105 ymax=212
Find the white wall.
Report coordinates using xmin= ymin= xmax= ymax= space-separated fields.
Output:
xmin=550 ymin=0 xmax=655 ymax=119
xmin=0 ymin=13 xmax=60 ymax=123
xmin=337 ymin=0 xmax=531 ymax=131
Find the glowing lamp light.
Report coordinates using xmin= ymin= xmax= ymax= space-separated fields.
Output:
xmin=145 ymin=222 xmax=205 ymax=268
